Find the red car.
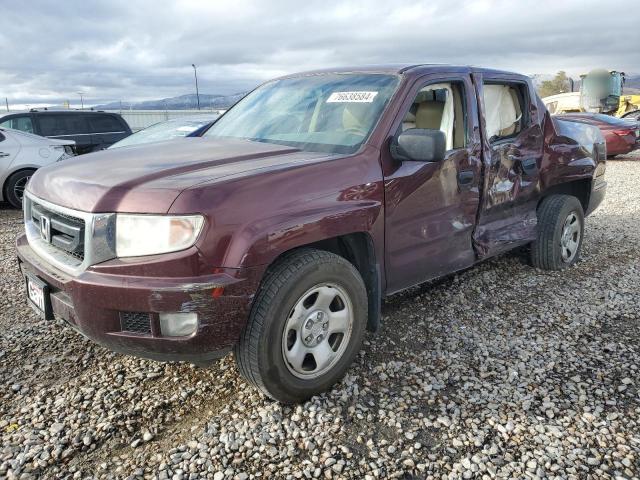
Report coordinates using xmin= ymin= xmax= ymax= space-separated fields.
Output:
xmin=556 ymin=113 xmax=639 ymax=157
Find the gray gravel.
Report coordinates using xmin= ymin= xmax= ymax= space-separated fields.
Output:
xmin=1 ymin=156 xmax=639 ymax=479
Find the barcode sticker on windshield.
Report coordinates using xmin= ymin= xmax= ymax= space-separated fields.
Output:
xmin=327 ymin=91 xmax=379 ymax=103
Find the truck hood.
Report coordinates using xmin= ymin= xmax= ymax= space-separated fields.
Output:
xmin=27 ymin=137 xmax=333 ymax=213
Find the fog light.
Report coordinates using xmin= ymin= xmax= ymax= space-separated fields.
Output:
xmin=159 ymin=312 xmax=198 ymax=337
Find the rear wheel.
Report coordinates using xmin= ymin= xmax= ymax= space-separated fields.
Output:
xmin=4 ymin=169 xmax=35 ymax=209
xmin=235 ymin=248 xmax=367 ymax=403
xmin=531 ymin=195 xmax=584 ymax=270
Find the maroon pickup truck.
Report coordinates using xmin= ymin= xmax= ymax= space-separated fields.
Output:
xmin=17 ymin=65 xmax=606 ymax=403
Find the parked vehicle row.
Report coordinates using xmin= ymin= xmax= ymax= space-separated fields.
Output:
xmin=0 ymin=110 xmax=131 ymax=154
xmin=108 ymin=113 xmax=219 ymax=149
xmin=555 ymin=113 xmax=639 ymax=157
xmin=0 ymin=128 xmax=75 ymax=208
xmin=17 ymin=64 xmax=607 ymax=403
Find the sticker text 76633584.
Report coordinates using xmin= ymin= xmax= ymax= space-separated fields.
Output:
xmin=326 ymin=91 xmax=379 ymax=103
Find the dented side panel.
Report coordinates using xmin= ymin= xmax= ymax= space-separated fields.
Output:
xmin=472 ymin=73 xmax=545 ymax=258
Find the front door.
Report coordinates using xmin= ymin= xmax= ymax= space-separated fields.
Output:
xmin=472 ymin=74 xmax=545 ymax=258
xmin=382 ymin=74 xmax=483 ymax=294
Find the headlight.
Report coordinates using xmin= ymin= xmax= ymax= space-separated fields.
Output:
xmin=115 ymin=214 xmax=205 ymax=257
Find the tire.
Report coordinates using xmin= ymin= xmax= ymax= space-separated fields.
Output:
xmin=235 ymin=248 xmax=367 ymax=403
xmin=531 ymin=195 xmax=584 ymax=270
xmin=4 ymin=169 xmax=35 ymax=209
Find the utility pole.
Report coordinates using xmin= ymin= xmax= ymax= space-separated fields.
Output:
xmin=77 ymin=92 xmax=85 ymax=110
xmin=192 ymin=64 xmax=201 ymax=110
xmin=5 ymin=98 xmax=8 ymax=112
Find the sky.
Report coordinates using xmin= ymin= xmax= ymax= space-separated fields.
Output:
xmin=1 ymin=0 xmax=638 ymax=109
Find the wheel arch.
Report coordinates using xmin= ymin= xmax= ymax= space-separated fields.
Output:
xmin=2 ymin=166 xmax=38 ymax=203
xmin=538 ymin=178 xmax=592 ymax=214
xmin=260 ymin=232 xmax=381 ymax=333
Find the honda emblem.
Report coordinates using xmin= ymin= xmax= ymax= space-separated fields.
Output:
xmin=40 ymin=216 xmax=51 ymax=243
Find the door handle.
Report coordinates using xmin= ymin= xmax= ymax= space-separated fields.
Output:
xmin=457 ymin=170 xmax=475 ymax=187
xmin=0 ymin=152 xmax=10 ymax=157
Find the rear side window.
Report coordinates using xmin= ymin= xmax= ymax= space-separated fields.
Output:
xmin=482 ymin=82 xmax=527 ymax=141
xmin=39 ymin=114 xmax=90 ymax=136
xmin=88 ymin=114 xmax=125 ymax=133
xmin=0 ymin=115 xmax=35 ymax=134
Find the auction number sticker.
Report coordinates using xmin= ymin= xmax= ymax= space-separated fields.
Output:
xmin=327 ymin=91 xmax=379 ymax=103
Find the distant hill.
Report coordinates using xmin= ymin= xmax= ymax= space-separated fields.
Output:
xmin=624 ymin=74 xmax=640 ymax=94
xmin=95 ymin=92 xmax=246 ymax=110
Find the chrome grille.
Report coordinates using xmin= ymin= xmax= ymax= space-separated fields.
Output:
xmin=31 ymin=202 xmax=85 ymax=260
xmin=24 ymin=193 xmax=117 ymax=276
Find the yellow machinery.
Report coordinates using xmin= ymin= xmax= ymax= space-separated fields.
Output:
xmin=580 ymin=69 xmax=640 ymax=118
xmin=617 ymin=94 xmax=640 ymax=119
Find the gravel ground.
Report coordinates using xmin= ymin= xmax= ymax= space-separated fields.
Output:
xmin=1 ymin=155 xmax=639 ymax=479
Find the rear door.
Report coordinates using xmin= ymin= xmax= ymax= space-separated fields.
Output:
xmin=87 ymin=114 xmax=130 ymax=149
xmin=382 ymin=73 xmax=483 ymax=293
xmin=472 ymin=73 xmax=545 ymax=258
xmin=0 ymin=130 xmax=21 ymax=173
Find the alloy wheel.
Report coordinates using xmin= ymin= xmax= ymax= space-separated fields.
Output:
xmin=281 ymin=283 xmax=354 ymax=379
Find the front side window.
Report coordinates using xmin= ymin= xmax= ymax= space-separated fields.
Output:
xmin=0 ymin=116 xmax=34 ymax=134
xmin=483 ymin=82 xmax=526 ymax=141
xmin=400 ymin=81 xmax=467 ymax=151
xmin=204 ymin=74 xmax=399 ymax=154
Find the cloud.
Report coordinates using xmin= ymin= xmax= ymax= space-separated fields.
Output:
xmin=0 ymin=0 xmax=637 ymax=106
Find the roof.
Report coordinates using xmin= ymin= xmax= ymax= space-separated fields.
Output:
xmin=1 ymin=109 xmax=114 ymax=116
xmin=276 ymin=64 xmax=526 ymax=79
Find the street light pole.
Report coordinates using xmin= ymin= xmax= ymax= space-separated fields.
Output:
xmin=77 ymin=92 xmax=84 ymax=110
xmin=192 ymin=64 xmax=201 ymax=110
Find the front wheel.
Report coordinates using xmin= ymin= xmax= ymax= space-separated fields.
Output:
xmin=531 ymin=195 xmax=585 ymax=270
xmin=235 ymin=248 xmax=367 ymax=403
xmin=4 ymin=169 xmax=35 ymax=209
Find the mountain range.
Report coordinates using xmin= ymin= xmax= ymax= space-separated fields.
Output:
xmin=95 ymin=93 xmax=246 ymax=111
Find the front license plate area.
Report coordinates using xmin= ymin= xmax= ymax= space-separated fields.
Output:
xmin=25 ymin=274 xmax=53 ymax=320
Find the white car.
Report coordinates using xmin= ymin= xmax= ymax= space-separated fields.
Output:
xmin=0 ymin=127 xmax=75 ymax=208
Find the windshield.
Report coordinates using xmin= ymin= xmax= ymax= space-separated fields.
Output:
xmin=204 ymin=74 xmax=399 ymax=154
xmin=109 ymin=116 xmax=217 ymax=149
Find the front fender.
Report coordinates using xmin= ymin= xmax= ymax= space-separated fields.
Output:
xmin=171 ymin=148 xmax=385 ymax=270
xmin=232 ymin=200 xmax=382 ymax=267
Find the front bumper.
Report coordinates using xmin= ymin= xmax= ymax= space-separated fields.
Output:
xmin=16 ymin=234 xmax=260 ymax=364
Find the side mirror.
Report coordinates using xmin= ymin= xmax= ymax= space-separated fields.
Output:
xmin=390 ymin=128 xmax=446 ymax=162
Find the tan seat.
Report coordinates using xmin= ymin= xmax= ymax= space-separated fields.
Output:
xmin=342 ymin=104 xmax=369 ymax=132
xmin=415 ymin=101 xmax=445 ymax=130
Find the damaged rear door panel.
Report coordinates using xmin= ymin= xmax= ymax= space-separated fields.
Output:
xmin=471 ymin=72 xmax=545 ymax=258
